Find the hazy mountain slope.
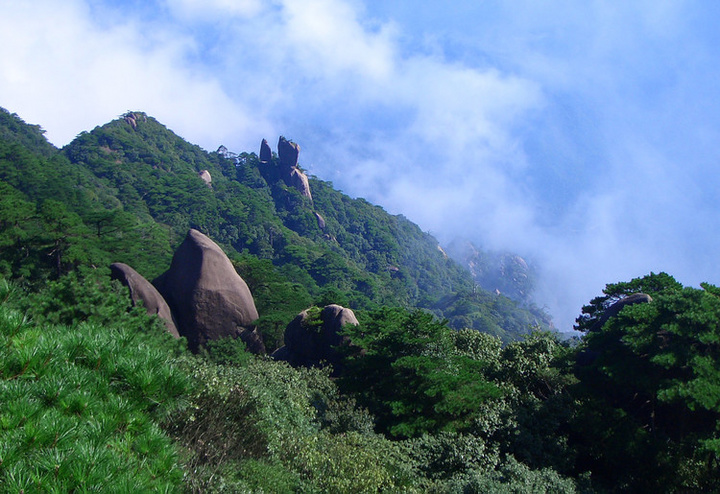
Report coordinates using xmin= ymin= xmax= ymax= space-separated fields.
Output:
xmin=1 ymin=107 xmax=550 ymax=341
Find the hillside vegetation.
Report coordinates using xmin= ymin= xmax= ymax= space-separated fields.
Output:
xmin=1 ymin=108 xmax=718 ymax=492
xmin=0 ymin=108 xmax=547 ymax=344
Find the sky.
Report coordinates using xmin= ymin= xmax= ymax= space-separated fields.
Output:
xmin=2 ymin=0 xmax=720 ymax=331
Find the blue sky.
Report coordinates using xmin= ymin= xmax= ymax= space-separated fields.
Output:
xmin=2 ymin=0 xmax=720 ymax=331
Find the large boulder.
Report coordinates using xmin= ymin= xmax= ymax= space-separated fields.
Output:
xmin=272 ymin=304 xmax=358 ymax=370
xmin=153 ymin=229 xmax=264 ymax=353
xmin=110 ymin=262 xmax=180 ymax=338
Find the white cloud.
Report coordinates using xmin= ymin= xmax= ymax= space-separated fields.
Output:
xmin=280 ymin=0 xmax=397 ymax=81
xmin=0 ymin=0 xmax=270 ymax=149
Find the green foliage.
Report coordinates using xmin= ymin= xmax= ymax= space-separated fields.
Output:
xmin=167 ymin=359 xmax=270 ymax=492
xmin=233 ymin=255 xmax=314 ymax=352
xmin=0 ymin=279 xmax=188 ymax=492
xmin=200 ymin=336 xmax=254 ymax=367
xmin=443 ymin=455 xmax=579 ymax=494
xmin=173 ymin=353 xmax=420 ymax=492
xmin=404 ymin=431 xmax=499 ymax=484
xmin=340 ymin=307 xmax=502 ymax=438
xmin=434 ymin=290 xmax=552 ymax=343
xmin=493 ymin=333 xmax=578 ymax=472
xmin=575 ymin=271 xmax=682 ymax=332
xmin=0 ymin=108 xmax=56 ymax=157
xmin=20 ymin=269 xmax=174 ymax=337
xmin=572 ymin=276 xmax=720 ymax=491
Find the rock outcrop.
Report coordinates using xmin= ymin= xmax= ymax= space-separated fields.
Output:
xmin=110 ymin=262 xmax=180 ymax=338
xmin=272 ymin=304 xmax=358 ymax=370
xmin=314 ymin=212 xmax=326 ymax=230
xmin=259 ymin=138 xmax=272 ymax=163
xmin=123 ymin=111 xmax=147 ymax=129
xmin=260 ymin=136 xmax=313 ymax=201
xmin=153 ymin=229 xmax=264 ymax=353
xmin=277 ymin=136 xmax=300 ymax=168
xmin=198 ymin=169 xmax=212 ymax=187
xmin=589 ymin=293 xmax=653 ymax=332
xmin=288 ymin=167 xmax=312 ymax=200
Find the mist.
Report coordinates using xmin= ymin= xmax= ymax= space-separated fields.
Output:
xmin=3 ymin=0 xmax=720 ymax=331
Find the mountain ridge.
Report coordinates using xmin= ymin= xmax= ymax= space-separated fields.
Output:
xmin=0 ymin=107 xmax=551 ymax=343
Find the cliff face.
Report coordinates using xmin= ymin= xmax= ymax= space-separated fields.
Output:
xmin=446 ymin=240 xmax=535 ymax=304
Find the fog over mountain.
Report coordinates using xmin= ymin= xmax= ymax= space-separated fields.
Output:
xmin=3 ymin=0 xmax=720 ymax=330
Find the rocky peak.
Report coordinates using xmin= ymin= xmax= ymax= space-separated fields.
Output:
xmin=122 ymin=111 xmax=147 ymax=129
xmin=260 ymin=136 xmax=313 ymax=202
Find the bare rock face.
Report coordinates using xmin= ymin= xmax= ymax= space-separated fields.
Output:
xmin=278 ymin=136 xmax=300 ymax=168
xmin=153 ymin=229 xmax=264 ymax=353
xmin=259 ymin=138 xmax=272 ymax=163
xmin=589 ymin=293 xmax=653 ymax=332
xmin=259 ymin=136 xmax=313 ymax=201
xmin=110 ymin=262 xmax=180 ymax=338
xmin=314 ymin=212 xmax=326 ymax=230
xmin=289 ymin=167 xmax=312 ymax=201
xmin=198 ymin=169 xmax=212 ymax=187
xmin=272 ymin=304 xmax=358 ymax=370
xmin=123 ymin=111 xmax=147 ymax=129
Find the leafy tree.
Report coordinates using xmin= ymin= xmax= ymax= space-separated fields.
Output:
xmin=575 ymin=271 xmax=682 ymax=332
xmin=572 ymin=275 xmax=720 ymax=491
xmin=340 ymin=308 xmax=501 ymax=438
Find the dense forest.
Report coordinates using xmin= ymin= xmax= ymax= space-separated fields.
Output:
xmin=0 ymin=108 xmax=718 ymax=492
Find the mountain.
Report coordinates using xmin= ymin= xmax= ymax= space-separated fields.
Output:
xmin=3 ymin=107 xmax=716 ymax=493
xmin=446 ymin=239 xmax=536 ymax=304
xmin=0 ymin=107 xmax=550 ymax=346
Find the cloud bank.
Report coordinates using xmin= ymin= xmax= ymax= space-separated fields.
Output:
xmin=2 ymin=0 xmax=719 ymax=331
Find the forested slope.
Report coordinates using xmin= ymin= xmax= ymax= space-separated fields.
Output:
xmin=1 ymin=108 xmax=547 ymax=343
xmin=1 ymin=108 xmax=719 ymax=492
